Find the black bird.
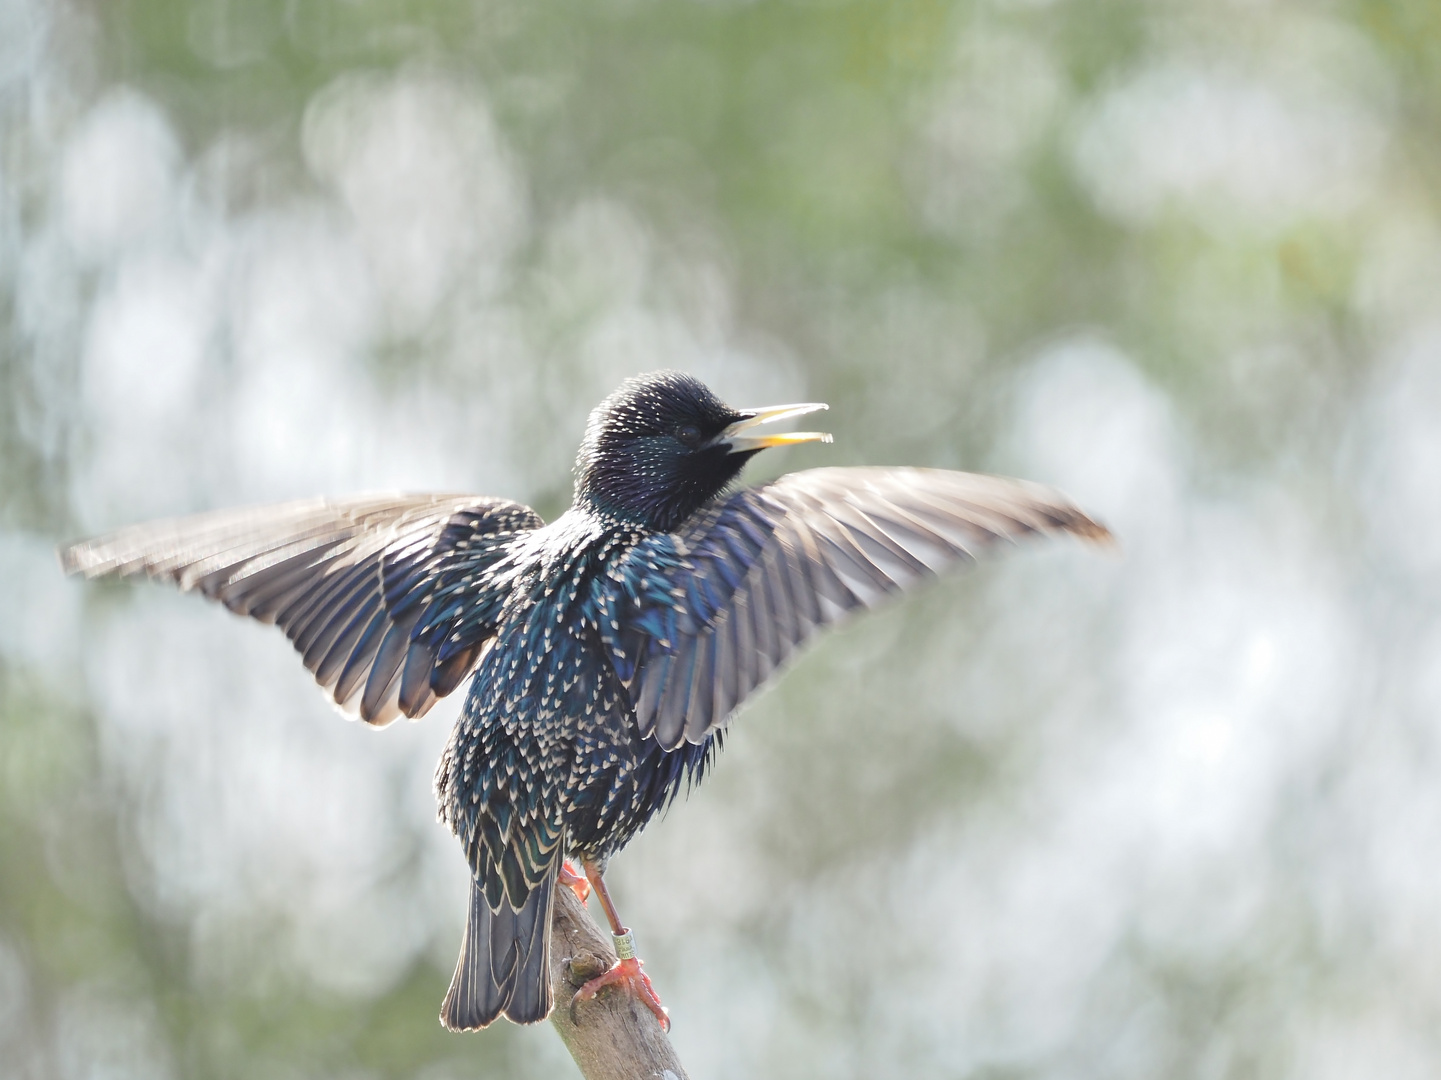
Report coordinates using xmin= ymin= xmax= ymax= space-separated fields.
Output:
xmin=60 ymin=371 xmax=1111 ymax=1031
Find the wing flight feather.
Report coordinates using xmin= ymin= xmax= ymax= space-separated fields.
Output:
xmin=60 ymin=494 xmax=543 ymax=724
xmin=606 ymin=467 xmax=1110 ymax=750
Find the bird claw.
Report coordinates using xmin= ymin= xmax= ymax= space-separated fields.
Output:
xmin=559 ymin=861 xmax=591 ymax=903
xmin=569 ymin=957 xmax=670 ymax=1032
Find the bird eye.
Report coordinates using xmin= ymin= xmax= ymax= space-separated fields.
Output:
xmin=675 ymin=423 xmax=703 ymax=447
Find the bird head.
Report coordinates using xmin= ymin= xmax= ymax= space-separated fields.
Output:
xmin=574 ymin=370 xmax=831 ymax=531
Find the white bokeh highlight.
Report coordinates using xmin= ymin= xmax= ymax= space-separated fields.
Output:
xmin=1070 ymin=61 xmax=1387 ymax=227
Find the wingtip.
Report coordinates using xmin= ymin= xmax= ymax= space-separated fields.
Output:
xmin=57 ymin=536 xmax=140 ymax=580
xmin=1072 ymin=516 xmax=1120 ymax=552
xmin=56 ymin=541 xmax=98 ymax=578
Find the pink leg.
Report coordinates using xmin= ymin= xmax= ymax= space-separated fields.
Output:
xmin=559 ymin=861 xmax=591 ymax=903
xmin=569 ymin=861 xmax=670 ymax=1031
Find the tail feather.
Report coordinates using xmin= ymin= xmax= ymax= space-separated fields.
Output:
xmin=441 ymin=862 xmax=557 ymax=1029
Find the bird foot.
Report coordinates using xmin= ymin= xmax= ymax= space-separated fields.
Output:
xmin=570 ymin=950 xmax=670 ymax=1032
xmin=559 ymin=861 xmax=591 ymax=903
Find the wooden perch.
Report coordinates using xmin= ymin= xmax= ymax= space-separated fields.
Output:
xmin=547 ymin=882 xmax=690 ymax=1080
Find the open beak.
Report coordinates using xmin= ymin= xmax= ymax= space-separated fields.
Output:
xmin=715 ymin=402 xmax=832 ymax=453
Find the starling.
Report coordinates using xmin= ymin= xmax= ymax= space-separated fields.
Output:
xmin=60 ymin=370 xmax=1110 ymax=1031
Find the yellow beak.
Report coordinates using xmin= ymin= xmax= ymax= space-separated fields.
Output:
xmin=718 ymin=402 xmax=832 ymax=453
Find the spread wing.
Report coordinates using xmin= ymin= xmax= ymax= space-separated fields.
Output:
xmin=601 ymin=467 xmax=1112 ymax=751
xmin=60 ymin=494 xmax=543 ymax=725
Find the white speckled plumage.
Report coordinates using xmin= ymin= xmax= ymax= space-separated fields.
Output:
xmin=58 ymin=370 xmax=1110 ymax=1031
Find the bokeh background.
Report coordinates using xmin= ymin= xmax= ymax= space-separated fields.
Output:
xmin=3 ymin=0 xmax=1440 ymax=1077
